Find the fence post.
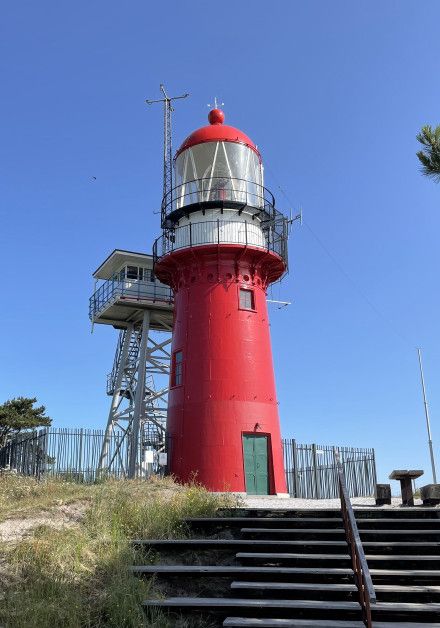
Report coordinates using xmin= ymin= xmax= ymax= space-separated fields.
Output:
xmin=312 ymin=443 xmax=320 ymax=499
xmin=371 ymin=449 xmax=377 ymax=495
xmin=78 ymin=428 xmax=83 ymax=480
xmin=292 ymin=439 xmax=298 ymax=498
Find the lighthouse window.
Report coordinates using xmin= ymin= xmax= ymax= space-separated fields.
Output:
xmin=173 ymin=350 xmax=183 ymax=387
xmin=239 ymin=288 xmax=255 ymax=311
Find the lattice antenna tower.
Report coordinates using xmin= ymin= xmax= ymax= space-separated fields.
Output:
xmin=146 ymin=84 xmax=189 ymax=225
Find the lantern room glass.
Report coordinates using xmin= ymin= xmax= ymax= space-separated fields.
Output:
xmin=173 ymin=141 xmax=264 ymax=210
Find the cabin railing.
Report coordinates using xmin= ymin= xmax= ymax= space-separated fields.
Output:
xmin=334 ymin=447 xmax=376 ymax=627
xmin=89 ymin=279 xmax=173 ymax=321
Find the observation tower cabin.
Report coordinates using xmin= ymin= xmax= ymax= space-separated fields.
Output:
xmin=89 ymin=249 xmax=173 ymax=330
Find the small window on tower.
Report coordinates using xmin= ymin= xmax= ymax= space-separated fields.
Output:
xmin=172 ymin=350 xmax=183 ymax=387
xmin=239 ymin=288 xmax=255 ymax=311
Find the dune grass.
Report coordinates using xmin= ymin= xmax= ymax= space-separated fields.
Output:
xmin=0 ymin=473 xmax=97 ymax=521
xmin=0 ymin=475 xmax=237 ymax=627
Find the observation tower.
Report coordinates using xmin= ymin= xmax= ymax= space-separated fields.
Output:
xmin=154 ymin=108 xmax=290 ymax=495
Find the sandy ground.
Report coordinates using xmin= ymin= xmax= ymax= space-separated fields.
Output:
xmin=0 ymin=502 xmax=88 ymax=544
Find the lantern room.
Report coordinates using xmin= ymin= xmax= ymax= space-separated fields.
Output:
xmin=172 ymin=108 xmax=264 ymax=215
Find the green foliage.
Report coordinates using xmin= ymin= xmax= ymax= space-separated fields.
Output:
xmin=416 ymin=125 xmax=440 ymax=182
xmin=0 ymin=397 xmax=52 ymax=446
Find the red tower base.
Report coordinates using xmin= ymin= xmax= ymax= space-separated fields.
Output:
xmin=155 ymin=244 xmax=288 ymax=495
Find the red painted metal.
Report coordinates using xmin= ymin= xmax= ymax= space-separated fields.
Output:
xmin=155 ymin=244 xmax=288 ymax=494
xmin=175 ymin=108 xmax=261 ymax=160
xmin=208 ymin=108 xmax=225 ymax=125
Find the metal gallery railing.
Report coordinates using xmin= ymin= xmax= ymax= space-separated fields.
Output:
xmin=283 ymin=440 xmax=376 ymax=499
xmin=153 ymin=218 xmax=289 ymax=267
xmin=89 ymin=279 xmax=173 ymax=321
xmin=334 ymin=448 xmax=376 ymax=626
xmin=161 ymin=177 xmax=277 ymax=220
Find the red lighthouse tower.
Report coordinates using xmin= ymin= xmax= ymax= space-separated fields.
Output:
xmin=154 ymin=108 xmax=289 ymax=495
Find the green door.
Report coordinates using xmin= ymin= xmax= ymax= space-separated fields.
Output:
xmin=242 ymin=434 xmax=269 ymax=495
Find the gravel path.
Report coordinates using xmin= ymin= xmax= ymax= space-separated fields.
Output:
xmin=241 ymin=496 xmax=426 ymax=509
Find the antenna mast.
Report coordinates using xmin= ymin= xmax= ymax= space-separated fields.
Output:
xmin=146 ymin=84 xmax=189 ymax=223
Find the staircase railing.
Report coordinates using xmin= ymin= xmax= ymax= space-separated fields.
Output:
xmin=334 ymin=447 xmax=376 ymax=627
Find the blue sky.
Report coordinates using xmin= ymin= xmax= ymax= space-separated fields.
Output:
xmin=1 ymin=1 xmax=439 ymax=485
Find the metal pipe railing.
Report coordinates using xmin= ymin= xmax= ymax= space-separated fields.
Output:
xmin=89 ymin=280 xmax=174 ymax=321
xmin=334 ymin=447 xmax=376 ymax=627
xmin=153 ymin=218 xmax=289 ymax=268
xmin=161 ymin=176 xmax=276 ymax=216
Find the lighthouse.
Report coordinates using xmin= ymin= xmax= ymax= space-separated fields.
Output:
xmin=154 ymin=107 xmax=289 ymax=495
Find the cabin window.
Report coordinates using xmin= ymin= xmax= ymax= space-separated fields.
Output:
xmin=125 ymin=266 xmax=144 ymax=280
xmin=239 ymin=288 xmax=255 ymax=311
xmin=172 ymin=350 xmax=183 ymax=387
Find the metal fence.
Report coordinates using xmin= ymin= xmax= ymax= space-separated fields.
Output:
xmin=283 ymin=440 xmax=377 ymax=499
xmin=0 ymin=428 xmax=132 ymax=481
xmin=1 ymin=430 xmax=376 ymax=498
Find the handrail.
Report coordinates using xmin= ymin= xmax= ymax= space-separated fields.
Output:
xmin=89 ymin=279 xmax=174 ymax=321
xmin=334 ymin=447 xmax=376 ymax=627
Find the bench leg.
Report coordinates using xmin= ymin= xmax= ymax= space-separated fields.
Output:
xmin=400 ymin=478 xmax=414 ymax=506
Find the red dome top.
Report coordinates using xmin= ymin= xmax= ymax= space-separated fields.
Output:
xmin=175 ymin=109 xmax=261 ymax=160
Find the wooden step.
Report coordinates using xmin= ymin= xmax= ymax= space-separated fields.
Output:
xmin=230 ymin=581 xmax=356 ymax=601
xmin=366 ymin=553 xmax=440 ymax=565
xmin=223 ymin=619 xmax=365 ymax=627
xmin=223 ymin=619 xmax=440 ymax=628
xmin=374 ymin=583 xmax=440 ymax=602
xmin=371 ymin=567 xmax=440 ymax=578
xmin=371 ymin=600 xmax=440 ymax=621
xmin=236 ymin=553 xmax=352 ymax=567
xmin=240 ymin=528 xmax=346 ymax=537
xmin=356 ymin=517 xmax=440 ymax=525
xmin=188 ymin=516 xmax=440 ymax=529
xmin=142 ymin=597 xmax=363 ymax=620
xmin=142 ymin=596 xmax=440 ymax=621
xmin=133 ymin=538 xmax=350 ymax=553
xmin=216 ymin=509 xmax=343 ymax=519
xmin=361 ymin=541 xmax=440 ymax=554
xmin=231 ymin=581 xmax=440 ymax=603
xmin=241 ymin=527 xmax=440 ymax=538
xmin=186 ymin=517 xmax=345 ymax=528
xmin=237 ymin=551 xmax=440 ymax=568
xmin=354 ymin=509 xmax=440 ymax=519
xmin=217 ymin=507 xmax=440 ymax=519
xmin=132 ymin=565 xmax=353 ymax=582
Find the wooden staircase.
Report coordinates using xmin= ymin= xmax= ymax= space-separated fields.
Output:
xmin=136 ymin=506 xmax=440 ymax=626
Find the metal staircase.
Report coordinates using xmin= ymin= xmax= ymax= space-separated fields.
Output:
xmin=98 ymin=314 xmax=171 ymax=478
